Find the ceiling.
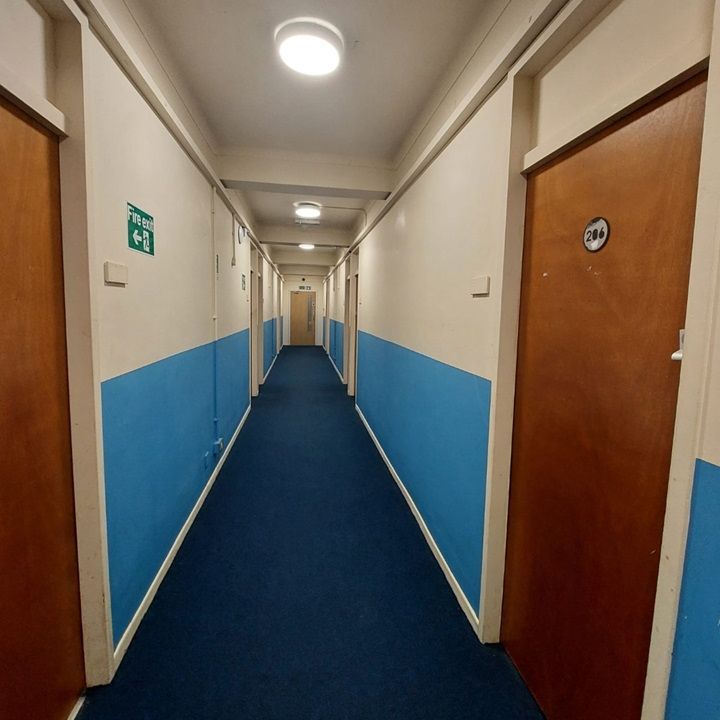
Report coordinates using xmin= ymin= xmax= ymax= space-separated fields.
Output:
xmin=125 ymin=0 xmax=490 ymax=247
xmin=129 ymin=0 xmax=489 ymax=162
xmin=244 ymin=191 xmax=367 ymax=231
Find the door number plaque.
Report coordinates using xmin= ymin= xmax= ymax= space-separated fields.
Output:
xmin=583 ymin=217 xmax=610 ymax=252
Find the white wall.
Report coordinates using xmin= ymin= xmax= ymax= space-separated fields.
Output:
xmin=531 ymin=0 xmax=714 ymax=150
xmin=360 ymin=80 xmax=511 ymax=381
xmin=328 ymin=261 xmax=346 ymax=324
xmin=0 ymin=0 xmax=55 ymax=102
xmin=282 ymin=275 xmax=326 ymax=346
xmin=87 ymin=31 xmax=215 ymax=381
xmin=215 ymin=206 xmax=251 ymax=341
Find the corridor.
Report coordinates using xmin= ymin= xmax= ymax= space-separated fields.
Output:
xmin=4 ymin=2 xmax=720 ymax=719
xmin=79 ymin=348 xmax=540 ymax=719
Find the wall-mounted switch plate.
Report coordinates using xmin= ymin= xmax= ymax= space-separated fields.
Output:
xmin=471 ymin=275 xmax=490 ymax=297
xmin=104 ymin=261 xmax=128 ymax=286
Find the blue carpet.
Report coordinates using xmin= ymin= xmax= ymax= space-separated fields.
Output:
xmin=80 ymin=346 xmax=541 ymax=719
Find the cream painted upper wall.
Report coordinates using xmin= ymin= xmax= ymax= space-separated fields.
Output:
xmin=215 ymin=201 xmax=250 ymax=340
xmin=259 ymin=257 xmax=278 ymax=319
xmin=88 ymin=31 xmax=216 ymax=381
xmin=0 ymin=0 xmax=55 ymax=101
xmin=531 ymin=0 xmax=714 ymax=148
xmin=329 ymin=262 xmax=346 ymax=324
xmin=360 ymin=81 xmax=512 ymax=380
xmin=100 ymin=0 xmax=219 ymax=162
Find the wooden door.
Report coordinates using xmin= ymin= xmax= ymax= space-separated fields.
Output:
xmin=0 ymin=96 xmax=85 ymax=718
xmin=290 ymin=291 xmax=315 ymax=345
xmin=501 ymin=74 xmax=707 ymax=720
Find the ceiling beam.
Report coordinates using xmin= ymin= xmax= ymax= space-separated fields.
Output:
xmin=218 ymin=153 xmax=393 ymax=200
xmin=260 ymin=225 xmax=353 ymax=248
xmin=278 ymin=264 xmax=333 ymax=276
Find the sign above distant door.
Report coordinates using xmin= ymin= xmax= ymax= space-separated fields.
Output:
xmin=583 ymin=217 xmax=610 ymax=252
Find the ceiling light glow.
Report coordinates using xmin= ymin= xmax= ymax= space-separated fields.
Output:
xmin=294 ymin=202 xmax=322 ymax=220
xmin=299 ymin=243 xmax=315 ymax=250
xmin=275 ymin=18 xmax=344 ymax=76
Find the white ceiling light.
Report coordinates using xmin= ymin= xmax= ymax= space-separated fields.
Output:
xmin=294 ymin=201 xmax=322 ymax=220
xmin=299 ymin=243 xmax=315 ymax=251
xmin=275 ymin=18 xmax=344 ymax=76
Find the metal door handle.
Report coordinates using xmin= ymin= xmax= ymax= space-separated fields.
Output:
xmin=671 ymin=329 xmax=685 ymax=361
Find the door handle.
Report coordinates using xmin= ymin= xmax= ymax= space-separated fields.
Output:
xmin=671 ymin=329 xmax=685 ymax=361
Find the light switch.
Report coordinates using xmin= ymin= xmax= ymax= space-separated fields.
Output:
xmin=471 ymin=275 xmax=490 ymax=297
xmin=104 ymin=261 xmax=128 ymax=286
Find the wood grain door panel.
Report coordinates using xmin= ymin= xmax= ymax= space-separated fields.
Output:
xmin=501 ymin=74 xmax=707 ymax=720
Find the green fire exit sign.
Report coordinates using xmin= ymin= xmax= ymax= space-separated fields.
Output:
xmin=127 ymin=202 xmax=154 ymax=256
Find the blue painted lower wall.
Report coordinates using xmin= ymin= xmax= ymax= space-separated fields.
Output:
xmin=263 ymin=318 xmax=277 ymax=376
xmin=356 ymin=331 xmax=491 ymax=611
xmin=216 ymin=330 xmax=250 ymax=445
xmin=102 ymin=329 xmax=250 ymax=644
xmin=666 ymin=458 xmax=720 ymax=719
xmin=330 ymin=319 xmax=344 ymax=376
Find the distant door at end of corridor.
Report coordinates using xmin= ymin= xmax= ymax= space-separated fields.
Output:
xmin=291 ymin=291 xmax=316 ymax=345
xmin=501 ymin=73 xmax=707 ymax=720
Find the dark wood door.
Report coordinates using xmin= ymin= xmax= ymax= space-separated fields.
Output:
xmin=0 ymin=96 xmax=85 ymax=718
xmin=501 ymin=74 xmax=707 ymax=720
xmin=290 ymin=291 xmax=315 ymax=345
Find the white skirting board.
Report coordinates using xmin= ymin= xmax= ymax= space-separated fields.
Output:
xmin=262 ymin=352 xmax=279 ymax=383
xmin=112 ymin=403 xmax=252 ymax=669
xmin=66 ymin=696 xmax=85 ymax=720
xmin=355 ymin=405 xmax=481 ymax=637
xmin=329 ymin=356 xmax=344 ymax=383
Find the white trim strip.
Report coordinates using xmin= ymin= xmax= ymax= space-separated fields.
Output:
xmin=66 ymin=696 xmax=85 ymax=720
xmin=329 ymin=356 xmax=344 ymax=382
xmin=262 ymin=352 xmax=279 ymax=383
xmin=355 ymin=405 xmax=480 ymax=636
xmin=112 ymin=403 xmax=251 ymax=667
xmin=0 ymin=59 xmax=67 ymax=136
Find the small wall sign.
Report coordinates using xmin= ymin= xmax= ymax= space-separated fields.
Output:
xmin=299 ymin=285 xmax=312 ymax=290
xmin=583 ymin=217 xmax=609 ymax=252
xmin=127 ymin=202 xmax=155 ymax=256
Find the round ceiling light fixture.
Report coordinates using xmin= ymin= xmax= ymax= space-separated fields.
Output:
xmin=294 ymin=201 xmax=322 ymax=220
xmin=299 ymin=243 xmax=315 ymax=251
xmin=275 ymin=18 xmax=344 ymax=76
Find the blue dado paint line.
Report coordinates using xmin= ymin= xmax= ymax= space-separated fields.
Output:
xmin=102 ymin=330 xmax=250 ymax=644
xmin=264 ymin=318 xmax=277 ymax=376
xmin=356 ymin=331 xmax=491 ymax=611
xmin=666 ymin=459 xmax=720 ymax=719
xmin=330 ymin=319 xmax=344 ymax=376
